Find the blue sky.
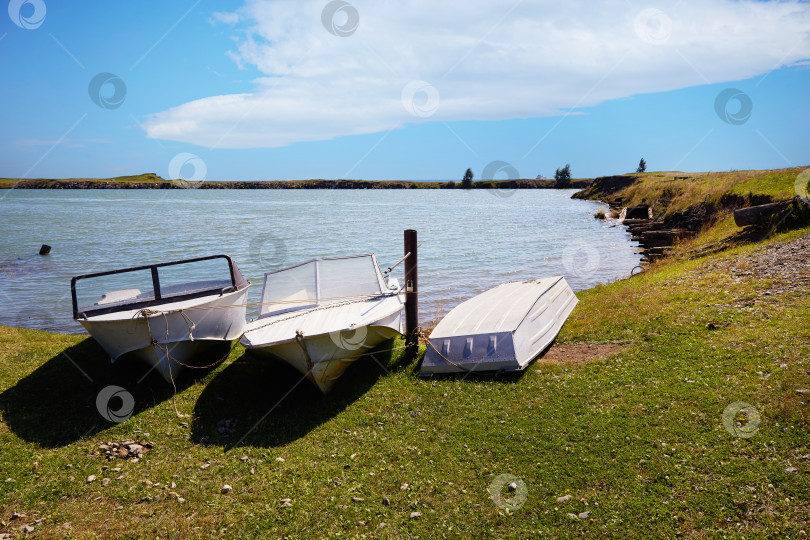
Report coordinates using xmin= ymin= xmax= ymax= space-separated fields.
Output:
xmin=1 ymin=0 xmax=809 ymax=181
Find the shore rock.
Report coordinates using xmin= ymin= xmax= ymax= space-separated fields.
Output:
xmin=96 ymin=440 xmax=152 ymax=461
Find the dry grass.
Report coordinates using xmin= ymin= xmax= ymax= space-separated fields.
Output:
xmin=603 ymin=168 xmax=803 ymax=220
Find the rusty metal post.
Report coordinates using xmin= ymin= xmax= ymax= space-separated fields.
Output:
xmin=404 ymin=229 xmax=418 ymax=351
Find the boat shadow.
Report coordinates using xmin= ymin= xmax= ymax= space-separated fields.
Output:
xmin=190 ymin=342 xmax=398 ymax=449
xmin=0 ymin=337 xmax=222 ymax=448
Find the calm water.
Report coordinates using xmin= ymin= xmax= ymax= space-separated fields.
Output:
xmin=0 ymin=189 xmax=641 ymax=333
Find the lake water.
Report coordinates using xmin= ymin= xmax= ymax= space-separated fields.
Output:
xmin=0 ymin=189 xmax=641 ymax=334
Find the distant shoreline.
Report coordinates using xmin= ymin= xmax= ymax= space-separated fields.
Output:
xmin=0 ymin=174 xmax=593 ymax=190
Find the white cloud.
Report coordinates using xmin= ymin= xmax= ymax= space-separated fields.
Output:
xmin=144 ymin=0 xmax=810 ymax=149
xmin=211 ymin=11 xmax=240 ymax=25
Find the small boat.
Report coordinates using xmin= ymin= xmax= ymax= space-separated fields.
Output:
xmin=419 ymin=277 xmax=577 ymax=375
xmin=71 ymin=255 xmax=249 ymax=382
xmin=240 ymin=254 xmax=404 ymax=393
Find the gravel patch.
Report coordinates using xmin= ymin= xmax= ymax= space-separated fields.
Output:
xmin=706 ymin=234 xmax=810 ymax=295
xmin=537 ymin=343 xmax=629 ymax=365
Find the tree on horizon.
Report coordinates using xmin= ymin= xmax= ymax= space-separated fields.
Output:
xmin=637 ymin=158 xmax=647 ymax=173
xmin=461 ymin=168 xmax=474 ymax=189
xmin=554 ymin=164 xmax=572 ymax=188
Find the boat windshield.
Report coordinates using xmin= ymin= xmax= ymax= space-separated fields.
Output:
xmin=72 ymin=255 xmax=244 ymax=318
xmin=259 ymin=254 xmax=385 ymax=317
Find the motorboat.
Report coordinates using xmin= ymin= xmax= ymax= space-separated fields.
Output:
xmin=240 ymin=254 xmax=404 ymax=393
xmin=71 ymin=255 xmax=249 ymax=382
xmin=419 ymin=277 xmax=577 ymax=375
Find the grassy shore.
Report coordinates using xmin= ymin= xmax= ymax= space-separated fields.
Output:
xmin=576 ymin=167 xmax=809 ymax=248
xmin=1 ymin=170 xmax=809 ymax=538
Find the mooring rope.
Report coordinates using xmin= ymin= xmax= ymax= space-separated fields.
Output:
xmin=128 ymin=292 xmax=407 ymax=413
xmin=135 ymin=309 xmax=187 ymax=418
xmin=294 ymin=330 xmax=315 ymax=374
xmin=134 ymin=307 xmax=232 ymax=418
xmin=242 ymin=294 xmax=397 ymax=333
xmin=104 ymin=292 xmax=399 ymax=318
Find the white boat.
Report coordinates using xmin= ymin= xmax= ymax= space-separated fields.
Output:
xmin=419 ymin=277 xmax=577 ymax=375
xmin=71 ymin=255 xmax=249 ymax=382
xmin=240 ymin=254 xmax=405 ymax=393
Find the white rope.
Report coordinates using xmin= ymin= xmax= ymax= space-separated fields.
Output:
xmin=135 ymin=308 xmax=188 ymax=418
xmin=108 ymin=292 xmax=394 ymax=317
xmin=134 ymin=307 xmax=226 ymax=418
xmin=178 ymin=309 xmax=196 ymax=341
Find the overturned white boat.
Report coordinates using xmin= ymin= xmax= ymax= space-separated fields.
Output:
xmin=420 ymin=277 xmax=577 ymax=375
xmin=240 ymin=254 xmax=404 ymax=393
xmin=71 ymin=255 xmax=249 ymax=382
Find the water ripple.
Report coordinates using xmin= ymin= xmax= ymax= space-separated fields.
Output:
xmin=0 ymin=189 xmax=640 ymax=333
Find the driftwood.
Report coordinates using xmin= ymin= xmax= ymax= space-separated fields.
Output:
xmin=641 ymin=229 xmax=689 ymax=240
xmin=640 ymin=229 xmax=694 ymax=248
xmin=734 ymin=202 xmax=784 ymax=227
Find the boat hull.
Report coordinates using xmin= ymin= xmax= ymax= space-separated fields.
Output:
xmin=246 ymin=324 xmax=401 ymax=393
xmin=80 ymin=286 xmax=248 ymax=382
xmin=420 ymin=277 xmax=578 ymax=375
xmin=242 ymin=297 xmax=404 ymax=393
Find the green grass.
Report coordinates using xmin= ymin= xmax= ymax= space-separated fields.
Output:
xmin=1 ymin=237 xmax=809 ymax=535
